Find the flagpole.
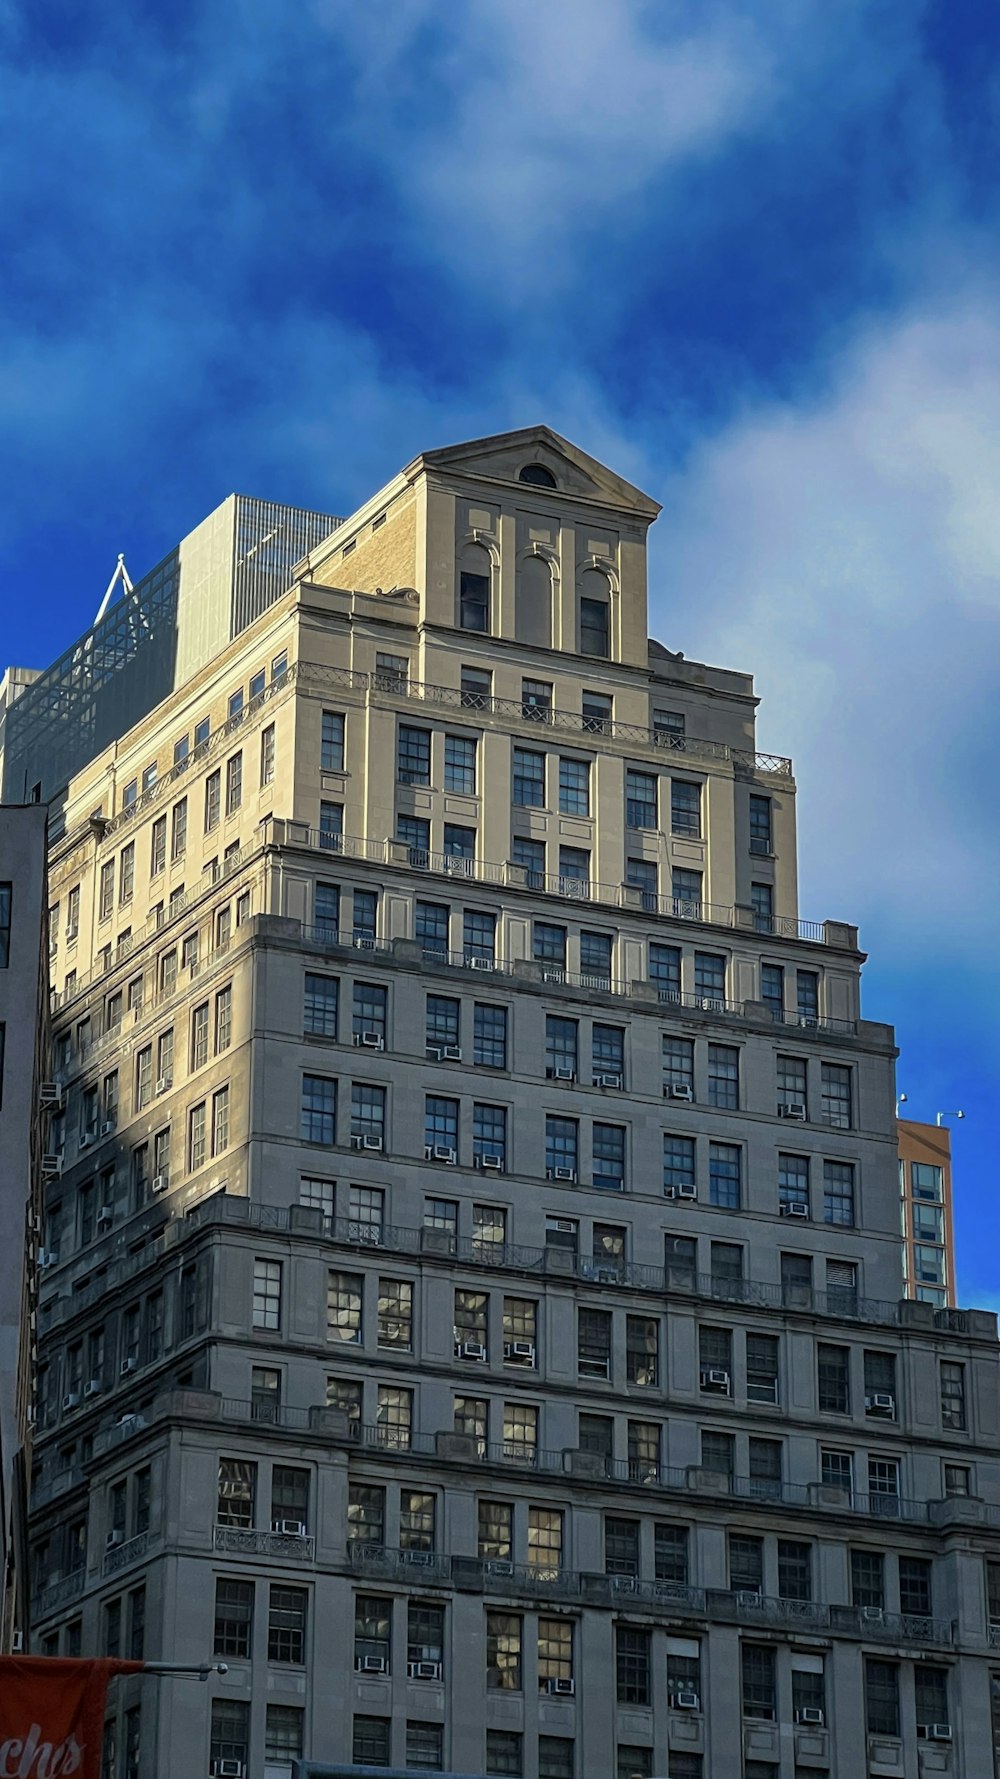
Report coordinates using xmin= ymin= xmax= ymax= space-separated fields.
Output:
xmin=132 ymin=1662 xmax=230 ymax=1680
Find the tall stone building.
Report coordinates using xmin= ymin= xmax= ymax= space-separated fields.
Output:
xmin=19 ymin=429 xmax=1000 ymax=1779
xmin=0 ymin=802 xmax=49 ymax=1649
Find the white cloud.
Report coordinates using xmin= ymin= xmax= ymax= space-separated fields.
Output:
xmin=647 ymin=296 xmax=1000 ymax=950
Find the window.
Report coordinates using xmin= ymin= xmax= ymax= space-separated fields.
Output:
xmin=376 ymin=1384 xmax=412 ymax=1448
xmin=730 ymin=1533 xmax=763 ymax=1594
xmin=578 ymin=1308 xmax=612 ymax=1380
xmin=213 ymin=1579 xmax=252 ymax=1658
xmin=817 ymin=1344 xmax=850 ymax=1414
xmin=742 ymin=1644 xmax=776 ymax=1719
xmin=265 ymin=1706 xmax=303 ymax=1767
xmin=748 ymin=1438 xmax=782 ymax=1499
xmin=821 ymin=1063 xmax=852 ymax=1128
xmin=260 ymin=723 xmax=275 ymax=786
xmin=626 ymin=857 xmax=658 ymax=909
xmin=204 ymin=769 xmax=221 ymax=833
xmin=487 ymin=1612 xmax=522 ymax=1690
xmin=582 ymin=689 xmax=612 ymax=732
xmin=580 ymin=594 xmax=609 ymax=657
xmin=944 ymin=1463 xmax=970 ymax=1498
xmin=797 ymin=969 xmax=819 ymax=1022
xmin=527 ymin=1507 xmax=562 ymax=1576
xmin=699 ymin=1326 xmax=732 ymax=1388
xmin=502 ymin=1402 xmax=537 ymax=1461
xmin=149 ymin=815 xmax=167 ymax=877
xmin=626 ymin=770 xmax=656 ymax=829
xmin=474 ymin=1003 xmax=507 ymax=1069
xmin=662 ymin=1135 xmax=695 ymax=1197
xmin=398 ymin=724 xmax=431 ymax=787
xmin=415 ymin=900 xmax=449 ymax=956
xmin=626 ymin=1317 xmax=658 ymax=1387
xmin=865 ymin=1659 xmax=900 ymax=1736
xmin=546 ymin=1016 xmax=577 ymax=1076
xmin=850 ymin=1549 xmax=884 ymax=1609
xmin=301 ymin=1074 xmax=336 ymax=1145
xmin=592 ymin=1024 xmax=624 ymax=1081
xmin=211 ymin=1085 xmax=230 ymax=1156
xmin=461 ymin=665 xmax=491 ymax=707
xmin=778 ymin=1540 xmax=811 ymax=1601
xmin=791 ymin=1662 xmax=825 ymax=1722
xmin=328 ymin=1272 xmax=363 ymax=1343
xmin=899 ymin=1555 xmax=932 ymax=1618
xmin=377 ymin=1279 xmax=412 ymax=1350
xmin=405 ymin=1722 xmax=443 ymax=1770
xmin=399 ymin=1491 xmax=435 ymax=1554
xmin=672 ymin=867 xmax=702 ymax=911
xmin=347 ymin=1484 xmax=384 ymax=1545
xmin=747 ymin=1334 xmax=779 ymax=1404
xmin=321 ymin=711 xmax=346 ymax=771
xmin=665 ymin=1234 xmax=697 ymax=1290
xmin=941 ymin=1361 xmax=966 ymax=1430
xmin=760 ymin=962 xmax=783 ymax=1012
xmin=558 ymin=846 xmax=590 ymax=893
xmin=558 ymin=757 xmax=590 ymax=817
xmin=914 ymin=1665 xmax=948 ymax=1731
xmin=210 ymin=1702 xmax=249 ymax=1772
xmin=593 ymin=1123 xmax=625 ymax=1191
xmin=353 ymin=981 xmax=388 ymax=1043
xmin=252 ymin=1259 xmax=281 ymax=1330
xmin=426 ymin=995 xmax=459 ymax=1055
xmin=320 ymin=800 xmax=343 ymax=848
xmin=225 ymin=751 xmax=242 ymax=815
xmin=513 ymin=747 xmax=545 ymax=807
xmin=662 ymin=1036 xmax=694 ymax=1094
xmin=617 ymin=1751 xmax=653 ymax=1779
xmin=473 ymin=1103 xmax=507 ymax=1170
xmin=374 ymin=651 xmax=408 ymax=692
xmin=425 ymin=1094 xmax=459 ymax=1154
xmin=708 ymin=1044 xmax=739 ymax=1109
xmin=217 ymin=1459 xmax=256 ymax=1528
xmin=355 ymin=1595 xmax=392 ymax=1669
xmin=352 ymin=1718 xmax=389 ymax=1766
xmin=867 ymin=1456 xmax=900 ymax=1511
xmin=750 ymin=882 xmax=773 ymax=933
xmin=302 ymin=974 xmax=338 ymax=1042
xmin=444 ymin=732 xmax=477 ymax=793
xmin=911 ymin=1161 xmax=943 ymax=1202
xmin=709 ymin=1142 xmax=741 ymax=1209
xmin=486 ymin=1730 xmax=523 ymax=1776
xmin=464 ymin=909 xmax=495 ymax=962
xmin=268 ymin=1585 xmax=306 ymax=1663
xmin=474 ymin=1204 xmax=507 ymax=1257
xmin=546 ymin=1116 xmax=578 ymax=1178
xmin=119 ymin=842 xmax=135 ymax=905
xmin=671 ymin=779 xmax=701 ymax=837
xmin=460 ymin=569 xmax=489 ymax=632
xmin=616 ymin=1627 xmax=651 ymax=1705
xmin=188 ymin=1101 xmax=206 ymax=1171
xmin=823 ymin=1160 xmax=855 ymax=1226
xmin=455 ymin=1396 xmax=488 ymax=1453
xmin=511 ymin=835 xmax=545 ymax=888
xmin=538 ymin=1736 xmax=574 ymax=1779
xmin=701 ymin=1431 xmax=734 ymax=1481
xmin=652 ymin=1524 xmax=688 ymax=1584
xmin=749 ymin=795 xmax=772 ymax=854
xmin=190 ymin=1001 xmax=209 ymax=1071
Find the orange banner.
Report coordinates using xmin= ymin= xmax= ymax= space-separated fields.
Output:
xmin=0 ymin=1658 xmax=143 ymax=1777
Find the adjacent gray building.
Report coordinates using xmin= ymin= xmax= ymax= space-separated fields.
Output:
xmin=21 ymin=428 xmax=1000 ymax=1779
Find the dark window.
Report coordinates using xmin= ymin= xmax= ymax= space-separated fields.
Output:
xmin=513 ymin=748 xmax=546 ymax=808
xmin=397 ymin=725 xmax=431 ymax=785
xmin=851 ymin=1549 xmax=885 ymax=1609
xmin=474 ymin=1003 xmax=507 ymax=1068
xmin=214 ymin=1580 xmax=253 ymax=1657
xmin=865 ymin=1660 xmax=900 ymax=1736
xmin=730 ymin=1534 xmax=763 ymax=1594
xmin=914 ymin=1665 xmax=948 ymax=1730
xmin=671 ymin=780 xmax=701 ymax=837
xmin=460 ymin=571 xmax=490 ymax=632
xmin=268 ymin=1584 xmax=307 ymax=1663
xmin=749 ymin=796 xmax=772 ymax=854
xmin=741 ymin=1644 xmax=776 ymax=1719
xmin=616 ymin=1626 xmax=651 ymax=1704
xmin=649 ymin=943 xmax=681 ymax=998
xmin=353 ymin=1716 xmax=390 ymax=1766
xmin=605 ymin=1517 xmax=640 ymax=1576
xmin=580 ymin=597 xmax=609 ymax=657
xmin=777 ymin=1540 xmax=811 ymax=1601
xmin=899 ymin=1556 xmax=932 ymax=1618
xmin=519 ymin=463 xmax=557 ymax=487
xmin=818 ymin=1344 xmax=850 ymax=1414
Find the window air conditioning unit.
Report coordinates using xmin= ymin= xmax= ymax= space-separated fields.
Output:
xmin=865 ymin=1393 xmax=896 ymax=1416
xmin=356 ymin=1655 xmax=388 ymax=1674
xmin=155 ymin=1077 xmax=172 ymax=1095
xmin=778 ymin=1103 xmax=807 ymax=1120
xmin=97 ymin=1206 xmax=114 ymax=1229
xmin=11 ymin=1632 xmax=23 ymax=1654
xmin=917 ymin=1724 xmax=952 ymax=1743
xmin=38 ymin=1250 xmax=58 ymax=1269
xmin=550 ymin=1066 xmax=576 ymax=1082
xmin=442 ymin=1045 xmax=462 ymax=1061
xmin=468 ymin=957 xmax=494 ymax=971
xmin=735 ymin=1590 xmax=763 ymax=1609
xmin=795 ymin=1707 xmax=825 ymax=1726
xmin=551 ymin=1166 xmax=576 ymax=1182
xmin=83 ymin=1379 xmax=103 ymax=1399
xmin=671 ymin=1690 xmax=701 ymax=1711
xmin=40 ymin=1155 xmax=63 ymax=1178
xmin=666 ymin=1083 xmax=693 ymax=1101
xmin=352 ymin=1134 xmax=384 ymax=1152
xmin=354 ymin=1032 xmax=385 ymax=1050
xmin=431 ymin=1145 xmax=457 ymax=1164
xmin=408 ymin=1659 xmax=442 ymax=1679
xmin=504 ymin=1341 xmax=536 ymax=1363
xmin=106 ymin=1530 xmax=125 ymax=1549
xmin=120 ymin=1358 xmax=138 ymax=1377
xmin=486 ymin=1559 xmax=514 ymax=1577
xmin=39 ymin=1083 xmax=62 ymax=1108
xmin=475 ymin=1154 xmax=503 ymax=1171
xmin=100 ymin=1118 xmax=116 ymax=1135
xmin=427 ymin=1046 xmax=444 ymax=1062
xmin=209 ymin=1762 xmax=245 ymax=1778
xmin=352 ymin=1227 xmax=383 ymax=1247
xmin=79 ymin=1133 xmax=94 ymax=1150
xmin=62 ymin=1391 xmax=81 ymax=1411
xmin=271 ymin=1520 xmax=308 ymax=1538
xmin=593 ymin=1073 xmax=623 ymax=1089
xmin=860 ymin=1606 xmax=885 ymax=1624
xmin=701 ymin=1368 xmax=731 ymax=1392
xmin=151 ymin=1174 xmax=169 ymax=1193
xmin=781 ymin=1202 xmax=809 ymax=1219
xmin=675 ymin=1182 xmax=697 ymax=1200
xmin=546 ymin=1677 xmax=576 ymax=1695
xmin=457 ymin=1340 xmax=488 ymax=1361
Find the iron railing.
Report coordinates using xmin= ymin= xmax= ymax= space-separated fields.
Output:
xmin=213 ymin=1524 xmax=316 ymax=1561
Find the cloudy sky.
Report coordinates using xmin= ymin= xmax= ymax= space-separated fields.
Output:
xmin=3 ymin=1 xmax=998 ymax=1299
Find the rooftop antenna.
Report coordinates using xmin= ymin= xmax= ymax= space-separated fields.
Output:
xmin=936 ymin=1110 xmax=965 ymax=1127
xmin=92 ymin=553 xmax=134 ymax=627
xmin=895 ymin=1092 xmax=908 ymax=1117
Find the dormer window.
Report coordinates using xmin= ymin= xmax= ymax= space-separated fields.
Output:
xmin=518 ymin=463 xmax=557 ymax=488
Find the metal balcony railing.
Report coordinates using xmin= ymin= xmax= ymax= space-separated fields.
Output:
xmin=102 ymin=1529 xmax=155 ymax=1577
xmin=213 ymin=1524 xmax=316 ymax=1561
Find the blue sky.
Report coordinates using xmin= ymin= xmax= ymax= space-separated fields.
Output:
xmin=3 ymin=1 xmax=999 ymax=1301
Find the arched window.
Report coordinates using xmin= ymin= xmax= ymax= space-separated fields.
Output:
xmin=459 ymin=544 xmax=491 ymax=633
xmin=579 ymin=568 xmax=610 ymax=658
xmin=516 ymin=554 xmax=552 ymax=648
xmin=518 ymin=463 xmax=557 ymax=488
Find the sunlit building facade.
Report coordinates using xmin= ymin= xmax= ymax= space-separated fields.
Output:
xmin=898 ymin=1119 xmax=957 ymax=1309
xmin=20 ymin=429 xmax=1000 ymax=1778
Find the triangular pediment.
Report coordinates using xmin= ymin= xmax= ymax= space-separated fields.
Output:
xmin=407 ymin=425 xmax=660 ymax=519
